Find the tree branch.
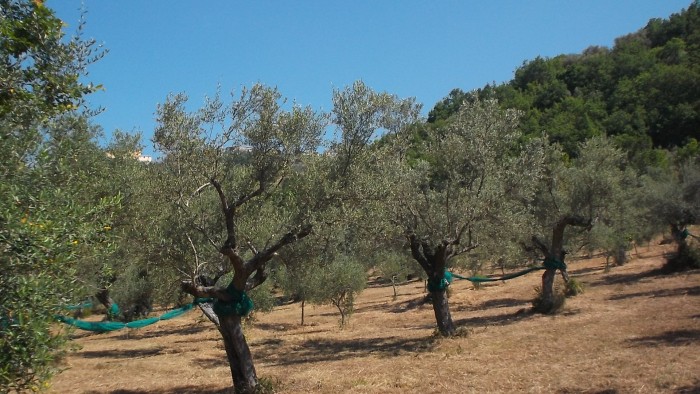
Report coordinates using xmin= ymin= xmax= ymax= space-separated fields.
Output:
xmin=531 ymin=235 xmax=549 ymax=255
xmin=551 ymin=215 xmax=592 ymax=256
xmin=450 ymin=242 xmax=479 ymax=258
xmin=406 ymin=232 xmax=430 ymax=272
xmin=246 ymin=225 xmax=313 ymax=272
xmin=181 ymin=281 xmax=232 ymax=302
xmin=210 ymin=177 xmax=236 ymax=253
xmin=245 ymin=264 xmax=267 ymax=291
xmin=232 ymin=174 xmax=284 ymax=209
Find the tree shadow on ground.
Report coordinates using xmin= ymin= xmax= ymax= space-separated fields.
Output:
xmin=251 ymin=322 xmax=299 ymax=332
xmin=389 ymin=296 xmax=431 ymax=313
xmin=675 ymin=379 xmax=700 ymax=393
xmin=474 ymin=297 xmax=531 ymax=310
xmin=556 ymin=388 xmax=619 ymax=394
xmin=253 ymin=335 xmax=435 ymax=367
xmin=626 ymin=329 xmax=700 ymax=347
xmin=253 ymin=337 xmax=284 ymax=347
xmin=607 ymin=285 xmax=700 ymax=301
xmin=352 ymin=300 xmax=397 ymax=314
xmin=568 ymin=264 xmax=607 ymax=276
xmin=79 ymin=347 xmax=165 ymax=359
xmin=588 ymin=267 xmax=668 ymax=287
xmin=190 ymin=356 xmax=228 ymax=369
xmin=86 ymin=385 xmax=231 ymax=394
xmin=172 ymin=335 xmax=220 ymax=345
xmin=112 ymin=323 xmax=211 ymax=341
xmin=453 ymin=308 xmax=534 ymax=328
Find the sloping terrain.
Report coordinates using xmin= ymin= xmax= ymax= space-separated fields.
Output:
xmin=49 ymin=244 xmax=700 ymax=393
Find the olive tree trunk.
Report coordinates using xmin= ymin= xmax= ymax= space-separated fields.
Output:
xmin=218 ymin=314 xmax=257 ymax=394
xmin=183 ymin=283 xmax=259 ymax=393
xmin=533 ymin=215 xmax=590 ymax=313
xmin=539 ymin=267 xmax=560 ymax=312
xmin=408 ymin=234 xmax=463 ymax=336
xmin=431 ymin=288 xmax=455 ymax=336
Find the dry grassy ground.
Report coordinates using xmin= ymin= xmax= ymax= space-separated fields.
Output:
xmin=49 ymin=244 xmax=700 ymax=394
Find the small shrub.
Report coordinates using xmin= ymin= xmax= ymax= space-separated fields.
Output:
xmin=256 ymin=376 xmax=281 ymax=393
xmin=565 ymin=278 xmax=585 ymax=297
xmin=531 ymin=286 xmax=566 ymax=314
xmin=454 ymin=326 xmax=472 ymax=337
xmin=313 ymin=257 xmax=366 ymax=328
xmin=111 ymin=266 xmax=153 ymax=322
xmin=431 ymin=326 xmax=471 ymax=338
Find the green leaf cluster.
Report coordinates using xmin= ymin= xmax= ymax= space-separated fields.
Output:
xmin=1 ymin=1 xmax=114 ymax=390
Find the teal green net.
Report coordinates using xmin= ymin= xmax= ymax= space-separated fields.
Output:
xmin=159 ymin=303 xmax=195 ymax=320
xmin=427 ymin=271 xmax=453 ymax=292
xmin=213 ymin=285 xmax=254 ymax=317
xmin=451 ymin=266 xmax=546 ymax=283
xmin=428 ymin=263 xmax=555 ymax=292
xmin=543 ymin=257 xmax=567 ymax=271
xmin=55 ymin=298 xmax=212 ymax=333
xmin=107 ymin=303 xmax=120 ymax=318
xmin=55 ymin=316 xmax=126 ymax=332
xmin=681 ymin=228 xmax=690 ymax=240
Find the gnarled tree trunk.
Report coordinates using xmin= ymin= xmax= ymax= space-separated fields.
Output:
xmin=431 ymin=288 xmax=455 ymax=336
xmin=218 ymin=314 xmax=257 ymax=394
xmin=666 ymin=224 xmax=696 ymax=271
xmin=539 ymin=267 xmax=558 ymax=312
xmin=408 ymin=234 xmax=460 ymax=336
xmin=533 ymin=215 xmax=590 ymax=313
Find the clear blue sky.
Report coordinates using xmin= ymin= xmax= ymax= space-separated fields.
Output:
xmin=51 ymin=1 xmax=692 ymax=157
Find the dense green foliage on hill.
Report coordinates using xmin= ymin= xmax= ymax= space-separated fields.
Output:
xmin=428 ymin=1 xmax=700 ymax=165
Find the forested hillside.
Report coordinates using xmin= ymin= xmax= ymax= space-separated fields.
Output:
xmin=428 ymin=0 xmax=700 ymax=166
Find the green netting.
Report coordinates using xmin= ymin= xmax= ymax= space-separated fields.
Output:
xmin=428 ymin=264 xmax=555 ymax=292
xmin=681 ymin=228 xmax=690 ymax=240
xmin=543 ymin=257 xmax=567 ymax=271
xmin=55 ymin=298 xmax=212 ymax=332
xmin=213 ymin=285 xmax=254 ymax=317
xmin=427 ymin=271 xmax=452 ymax=292
xmin=159 ymin=303 xmax=194 ymax=320
xmin=125 ymin=317 xmax=160 ymax=329
xmin=1 ymin=315 xmax=10 ymax=329
xmin=108 ymin=303 xmax=120 ymax=317
xmin=55 ymin=316 xmax=126 ymax=332
xmin=451 ymin=266 xmax=546 ymax=282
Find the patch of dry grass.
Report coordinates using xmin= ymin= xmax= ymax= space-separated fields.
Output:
xmin=49 ymin=244 xmax=700 ymax=393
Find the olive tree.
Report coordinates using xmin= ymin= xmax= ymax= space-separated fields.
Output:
xmin=642 ymin=159 xmax=700 ymax=271
xmin=375 ymin=250 xmax=419 ymax=300
xmin=152 ymin=81 xmax=416 ymax=393
xmin=153 ymin=85 xmax=324 ymax=393
xmin=530 ymin=136 xmax=640 ymax=312
xmin=274 ymin=255 xmax=318 ymax=325
xmin=314 ymin=256 xmax=366 ymax=327
xmin=379 ymin=97 xmax=545 ymax=336
xmin=0 ymin=1 xmax=112 ymax=391
xmin=274 ymin=238 xmax=367 ymax=327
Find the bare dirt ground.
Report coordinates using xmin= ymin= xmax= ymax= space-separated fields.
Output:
xmin=48 ymin=244 xmax=700 ymax=394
